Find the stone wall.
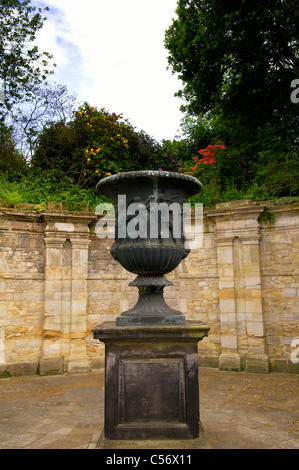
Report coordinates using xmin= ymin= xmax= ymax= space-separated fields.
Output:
xmin=0 ymin=200 xmax=298 ymax=376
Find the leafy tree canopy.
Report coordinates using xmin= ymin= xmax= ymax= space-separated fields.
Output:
xmin=0 ymin=0 xmax=55 ymax=116
xmin=165 ymin=0 xmax=298 ymax=132
xmin=11 ymin=82 xmax=77 ymax=158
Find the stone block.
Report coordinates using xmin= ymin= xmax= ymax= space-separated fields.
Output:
xmin=246 ymin=356 xmax=269 ymax=374
xmin=219 ymin=351 xmax=241 ymax=371
xmin=71 ymin=279 xmax=87 ymax=292
xmin=221 ymin=335 xmax=238 ymax=350
xmin=69 ymin=338 xmax=87 ymax=355
xmin=218 ymin=265 xmax=234 ymax=278
xmin=0 ymin=364 xmax=12 ymax=378
xmin=71 ymin=300 xmax=88 ymax=316
xmin=217 ymin=247 xmax=233 ymax=264
xmin=282 ymin=288 xmax=296 ymax=298
xmin=246 ymin=321 xmax=264 ymax=337
xmin=90 ymin=356 xmax=105 ymax=370
xmin=270 ymin=358 xmax=289 ymax=373
xmin=0 ymin=302 xmax=7 ymax=316
xmin=39 ymin=356 xmax=64 ymax=375
xmin=198 ymin=355 xmax=219 ymax=368
xmin=9 ymin=361 xmax=39 ymax=376
xmin=218 ymin=279 xmax=235 ymax=289
xmin=243 ymin=276 xmax=261 ymax=288
xmin=66 ymin=356 xmax=90 ymax=374
xmin=245 ymin=300 xmax=263 ymax=315
xmin=287 ymin=360 xmax=299 ymax=374
xmin=44 ymin=301 xmax=61 ymax=316
xmin=219 ymin=297 xmax=235 ymax=314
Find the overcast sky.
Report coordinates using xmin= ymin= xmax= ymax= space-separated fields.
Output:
xmin=33 ymin=0 xmax=185 ymax=142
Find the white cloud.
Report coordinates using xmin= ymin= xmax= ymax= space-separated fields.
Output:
xmin=32 ymin=0 xmax=184 ymax=141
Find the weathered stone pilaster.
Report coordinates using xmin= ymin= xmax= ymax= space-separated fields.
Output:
xmin=40 ymin=237 xmax=65 ymax=375
xmin=241 ymin=235 xmax=269 ymax=372
xmin=208 ymin=202 xmax=269 ymax=372
xmin=66 ymin=238 xmax=91 ymax=373
xmin=0 ymin=257 xmax=8 ymax=365
xmin=215 ymin=237 xmax=241 ymax=370
xmin=40 ymin=212 xmax=95 ymax=375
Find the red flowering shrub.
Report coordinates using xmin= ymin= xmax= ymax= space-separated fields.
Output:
xmin=187 ymin=141 xmax=226 ymax=202
xmin=191 ymin=141 xmax=226 ymax=172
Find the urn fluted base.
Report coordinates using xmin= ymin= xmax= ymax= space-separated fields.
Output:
xmin=116 ymin=274 xmax=185 ymax=326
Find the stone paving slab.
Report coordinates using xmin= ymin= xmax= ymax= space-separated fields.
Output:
xmin=0 ymin=368 xmax=298 ymax=450
xmin=0 ymin=371 xmax=105 ymax=449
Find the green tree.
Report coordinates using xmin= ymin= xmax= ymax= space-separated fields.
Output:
xmin=0 ymin=122 xmax=27 ymax=176
xmin=0 ymin=0 xmax=55 ymax=117
xmin=165 ymin=0 xmax=298 ymax=132
xmin=161 ymin=138 xmax=196 ymax=172
xmin=31 ymin=120 xmax=78 ymax=174
xmin=11 ymin=83 xmax=77 ymax=158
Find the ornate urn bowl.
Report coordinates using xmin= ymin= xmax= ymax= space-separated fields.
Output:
xmin=96 ymin=170 xmax=202 ymax=325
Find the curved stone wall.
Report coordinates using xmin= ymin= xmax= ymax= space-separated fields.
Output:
xmin=0 ymin=200 xmax=298 ymax=376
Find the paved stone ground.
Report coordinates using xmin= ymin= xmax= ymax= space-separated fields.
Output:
xmin=0 ymin=368 xmax=298 ymax=449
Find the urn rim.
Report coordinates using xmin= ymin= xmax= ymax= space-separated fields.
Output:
xmin=96 ymin=170 xmax=202 ymax=197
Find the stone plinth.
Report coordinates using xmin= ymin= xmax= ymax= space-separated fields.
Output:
xmin=92 ymin=321 xmax=210 ymax=441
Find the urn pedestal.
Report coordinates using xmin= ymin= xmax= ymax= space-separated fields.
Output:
xmin=92 ymin=321 xmax=210 ymax=441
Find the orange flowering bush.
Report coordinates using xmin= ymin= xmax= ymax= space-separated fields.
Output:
xmin=33 ymin=102 xmax=170 ymax=188
xmin=73 ymin=103 xmax=131 ymax=186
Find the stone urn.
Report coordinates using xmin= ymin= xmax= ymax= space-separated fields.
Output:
xmin=96 ymin=170 xmax=202 ymax=326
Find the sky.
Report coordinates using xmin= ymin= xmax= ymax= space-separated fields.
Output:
xmin=32 ymin=0 xmax=185 ymax=142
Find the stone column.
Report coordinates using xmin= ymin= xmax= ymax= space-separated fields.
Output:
xmin=40 ymin=236 xmax=65 ymax=375
xmin=60 ymin=239 xmax=72 ymax=361
xmin=216 ymin=236 xmax=241 ymax=371
xmin=0 ymin=256 xmax=8 ymax=365
xmin=40 ymin=212 xmax=95 ymax=374
xmin=241 ymin=234 xmax=269 ymax=373
xmin=207 ymin=202 xmax=269 ymax=372
xmin=66 ymin=238 xmax=91 ymax=373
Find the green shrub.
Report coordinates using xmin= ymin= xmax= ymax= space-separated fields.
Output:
xmin=0 ymin=171 xmax=109 ymax=211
